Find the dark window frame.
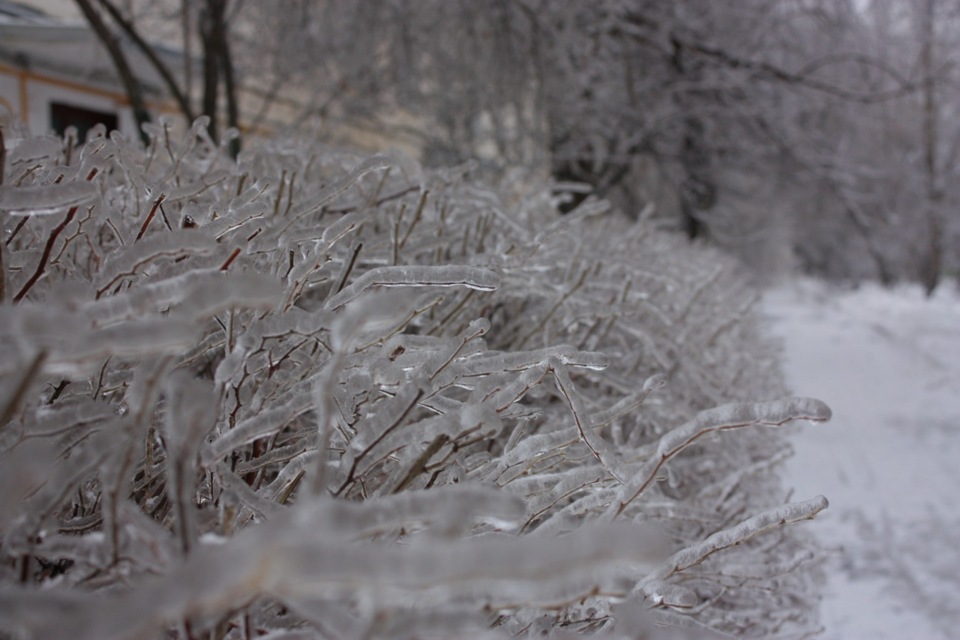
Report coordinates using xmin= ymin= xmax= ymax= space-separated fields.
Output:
xmin=49 ymin=101 xmax=119 ymax=141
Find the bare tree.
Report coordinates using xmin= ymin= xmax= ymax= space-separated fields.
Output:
xmin=78 ymin=0 xmax=957 ymax=285
xmin=75 ymin=0 xmax=240 ymax=157
xmin=73 ymin=0 xmax=153 ymax=146
xmin=789 ymin=0 xmax=960 ymax=288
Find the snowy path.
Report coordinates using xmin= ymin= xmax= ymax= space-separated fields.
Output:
xmin=763 ymin=279 xmax=960 ymax=640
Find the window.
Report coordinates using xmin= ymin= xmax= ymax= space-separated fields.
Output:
xmin=50 ymin=102 xmax=118 ymax=141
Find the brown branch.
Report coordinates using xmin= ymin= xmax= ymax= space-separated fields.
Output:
xmin=199 ymin=0 xmax=230 ymax=145
xmin=326 ymin=185 xmax=421 ymax=215
xmin=135 ymin=193 xmax=166 ymax=241
xmin=13 ymin=168 xmax=99 ymax=302
xmin=217 ymin=3 xmax=240 ymax=159
xmin=334 ymin=388 xmax=425 ymax=497
xmin=219 ymin=247 xmax=241 ymax=271
xmin=13 ymin=208 xmax=78 ymax=302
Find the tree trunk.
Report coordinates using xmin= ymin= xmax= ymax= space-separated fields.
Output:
xmin=182 ymin=0 xmax=194 ymax=112
xmin=671 ymin=36 xmax=716 ymax=240
xmin=74 ymin=0 xmax=151 ymax=146
xmin=921 ymin=0 xmax=943 ymax=296
xmin=197 ymin=0 xmax=240 ymax=157
xmin=199 ymin=1 xmax=221 ymax=144
xmin=94 ymin=0 xmax=195 ymax=123
xmin=0 ymin=126 xmax=6 ymax=303
xmin=215 ymin=1 xmax=241 ymax=159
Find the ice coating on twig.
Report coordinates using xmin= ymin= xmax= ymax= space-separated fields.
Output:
xmin=611 ymin=398 xmax=831 ymax=517
xmin=639 ymin=496 xmax=829 ymax=586
xmin=0 ymin=182 xmax=97 ymax=214
xmin=325 ymin=265 xmax=501 ymax=310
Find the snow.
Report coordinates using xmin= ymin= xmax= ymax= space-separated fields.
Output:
xmin=763 ymin=277 xmax=960 ymax=640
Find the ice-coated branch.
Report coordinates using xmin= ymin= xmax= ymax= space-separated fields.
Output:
xmin=204 ymin=405 xmax=311 ymax=464
xmin=296 ymin=485 xmax=528 ymax=537
xmin=551 ymin=359 xmax=626 ymax=482
xmin=639 ymin=495 xmax=829 ymax=593
xmin=289 ymin=155 xmax=394 ymax=218
xmin=591 ymin=372 xmax=667 ymax=429
xmin=1 ymin=304 xmax=200 ymax=374
xmin=0 ymin=518 xmax=664 ymax=640
xmin=1 ymin=487 xmax=530 ymax=639
xmin=272 ymin=522 xmax=663 ymax=605
xmin=94 ymin=231 xmax=217 ymax=297
xmin=0 ymin=182 xmax=97 ymax=215
xmin=611 ymin=398 xmax=831 ymax=517
xmin=325 ymin=265 xmax=501 ymax=310
xmin=442 ymin=345 xmax=609 ymax=380
xmin=163 ymin=372 xmax=215 ymax=555
xmin=85 ymin=270 xmax=281 ymax=325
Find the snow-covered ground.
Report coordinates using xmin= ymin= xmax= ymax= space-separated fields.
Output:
xmin=763 ymin=278 xmax=960 ymax=640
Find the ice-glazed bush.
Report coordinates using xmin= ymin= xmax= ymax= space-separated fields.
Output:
xmin=0 ymin=120 xmax=830 ymax=639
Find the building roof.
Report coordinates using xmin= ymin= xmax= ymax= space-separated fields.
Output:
xmin=0 ymin=1 xmax=63 ymax=24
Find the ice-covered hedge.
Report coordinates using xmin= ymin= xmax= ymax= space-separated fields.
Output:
xmin=0 ymin=120 xmax=829 ymax=638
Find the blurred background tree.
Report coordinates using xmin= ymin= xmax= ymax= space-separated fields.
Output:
xmin=76 ymin=0 xmax=959 ymax=290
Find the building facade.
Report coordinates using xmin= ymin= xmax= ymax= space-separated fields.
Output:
xmin=0 ymin=0 xmax=178 ymax=141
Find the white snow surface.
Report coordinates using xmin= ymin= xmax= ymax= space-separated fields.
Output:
xmin=763 ymin=277 xmax=960 ymax=640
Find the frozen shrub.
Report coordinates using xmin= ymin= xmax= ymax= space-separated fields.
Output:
xmin=0 ymin=121 xmax=830 ymax=639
